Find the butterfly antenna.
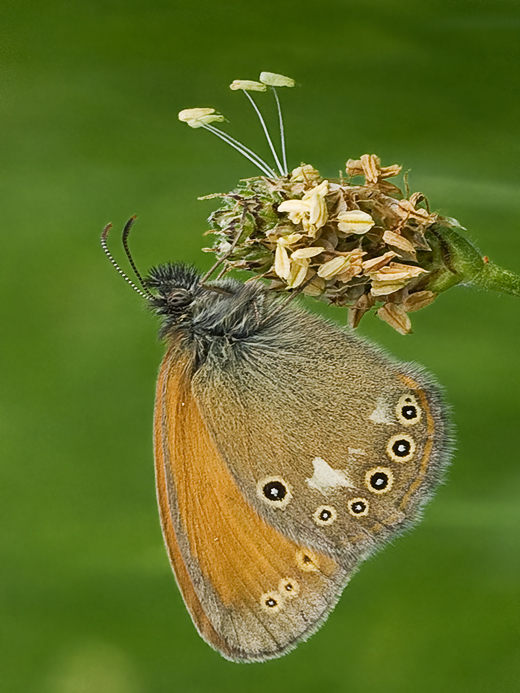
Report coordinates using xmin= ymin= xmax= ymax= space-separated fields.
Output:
xmin=121 ymin=215 xmax=154 ymax=299
xmin=101 ymin=221 xmax=152 ymax=300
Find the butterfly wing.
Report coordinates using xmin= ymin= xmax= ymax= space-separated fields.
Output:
xmin=154 ymin=344 xmax=351 ymax=663
xmin=192 ymin=305 xmax=452 ymax=565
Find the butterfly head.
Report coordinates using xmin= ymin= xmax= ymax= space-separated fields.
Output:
xmin=100 ymin=218 xmax=283 ymax=348
xmin=145 ymin=263 xmax=201 ymax=317
xmin=144 ymin=261 xmax=274 ymax=347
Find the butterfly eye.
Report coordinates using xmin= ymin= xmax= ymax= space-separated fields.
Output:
xmin=313 ymin=505 xmax=337 ymax=526
xmin=257 ymin=477 xmax=292 ymax=508
xmin=396 ymin=394 xmax=422 ymax=426
xmin=365 ymin=467 xmax=394 ymax=495
xmin=386 ymin=434 xmax=416 ymax=462
xmin=167 ymin=288 xmax=192 ymax=309
xmin=348 ymin=498 xmax=369 ymax=517
xmin=260 ymin=592 xmax=283 ymax=613
xmin=278 ymin=577 xmax=300 ymax=598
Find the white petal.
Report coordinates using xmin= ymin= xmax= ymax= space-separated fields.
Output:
xmin=278 ymin=199 xmax=310 ymax=214
xmin=370 ymin=279 xmax=408 ymax=296
xmin=287 ymin=261 xmax=309 ymax=288
xmin=277 ymin=233 xmax=303 ymax=247
xmin=382 ymin=230 xmax=416 ymax=254
xmin=308 ymin=194 xmax=328 ymax=228
xmin=317 ymin=256 xmax=350 ymax=279
xmin=302 ymin=180 xmax=328 ymax=202
xmin=274 ymin=243 xmax=291 ymax=279
xmin=337 ymin=210 xmax=375 ymax=234
xmin=291 ymin=247 xmax=325 ymax=260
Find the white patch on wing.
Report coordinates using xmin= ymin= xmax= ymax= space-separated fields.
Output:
xmin=306 ymin=457 xmax=356 ymax=493
xmin=348 ymin=447 xmax=367 ymax=456
xmin=369 ymin=397 xmax=393 ymax=425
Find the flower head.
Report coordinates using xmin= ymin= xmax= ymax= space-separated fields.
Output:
xmin=205 ymin=158 xmax=442 ymax=332
xmin=181 ymin=72 xmax=520 ymax=333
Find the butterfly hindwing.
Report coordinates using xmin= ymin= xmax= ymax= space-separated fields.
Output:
xmin=192 ymin=304 xmax=452 ymax=565
xmin=154 ymin=344 xmax=351 ymax=662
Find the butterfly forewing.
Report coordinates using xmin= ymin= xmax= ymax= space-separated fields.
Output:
xmin=154 ymin=343 xmax=351 ymax=662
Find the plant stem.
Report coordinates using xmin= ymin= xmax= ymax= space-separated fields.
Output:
xmin=468 ymin=261 xmax=520 ymax=298
xmin=423 ymin=225 xmax=520 ymax=299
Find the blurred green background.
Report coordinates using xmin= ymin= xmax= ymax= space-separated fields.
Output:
xmin=2 ymin=0 xmax=520 ymax=691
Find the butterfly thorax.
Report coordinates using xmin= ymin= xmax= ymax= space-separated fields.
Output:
xmin=145 ymin=263 xmax=274 ymax=361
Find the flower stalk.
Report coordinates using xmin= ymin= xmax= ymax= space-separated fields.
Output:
xmin=471 ymin=262 xmax=520 ymax=297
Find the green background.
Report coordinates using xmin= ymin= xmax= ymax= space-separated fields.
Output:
xmin=2 ymin=0 xmax=519 ymax=691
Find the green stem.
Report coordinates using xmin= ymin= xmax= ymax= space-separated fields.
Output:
xmin=468 ymin=261 xmax=520 ymax=298
xmin=423 ymin=224 xmax=520 ymax=299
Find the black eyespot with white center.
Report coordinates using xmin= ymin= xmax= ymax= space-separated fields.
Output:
xmin=313 ymin=505 xmax=337 ymax=526
xmin=396 ymin=394 xmax=422 ymax=426
xmin=402 ymin=405 xmax=417 ymax=419
xmin=264 ymin=481 xmax=286 ymax=501
xmin=260 ymin=591 xmax=283 ymax=613
xmin=348 ymin=497 xmax=369 ymax=517
xmin=365 ymin=466 xmax=394 ymax=495
xmin=371 ymin=472 xmax=389 ymax=490
xmin=393 ymin=440 xmax=410 ymax=456
xmin=387 ymin=433 xmax=416 ymax=462
xmin=257 ymin=476 xmax=292 ymax=508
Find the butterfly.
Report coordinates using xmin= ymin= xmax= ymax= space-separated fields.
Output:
xmin=102 ymin=218 xmax=452 ymax=663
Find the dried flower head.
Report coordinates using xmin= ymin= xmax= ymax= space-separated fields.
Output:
xmin=179 ymin=73 xmax=520 ymax=333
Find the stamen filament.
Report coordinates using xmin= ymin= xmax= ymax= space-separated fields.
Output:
xmin=271 ymin=87 xmax=288 ymax=175
xmin=242 ymin=90 xmax=285 ymax=176
xmin=204 ymin=124 xmax=277 ymax=176
xmin=202 ymin=124 xmax=277 ymax=177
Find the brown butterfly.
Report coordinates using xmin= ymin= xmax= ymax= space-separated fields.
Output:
xmin=102 ymin=218 xmax=452 ymax=663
